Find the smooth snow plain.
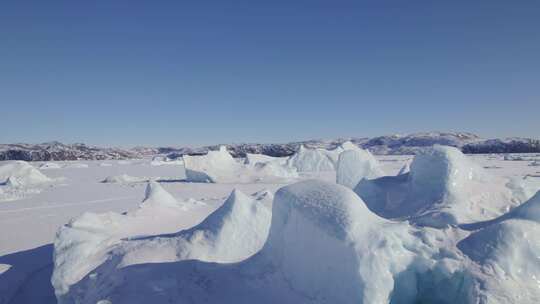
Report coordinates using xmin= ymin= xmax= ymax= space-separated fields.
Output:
xmin=1 ymin=146 xmax=540 ymax=304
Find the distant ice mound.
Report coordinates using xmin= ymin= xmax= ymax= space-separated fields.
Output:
xmin=53 ymin=186 xmax=272 ymax=303
xmin=62 ymin=181 xmax=478 ymax=304
xmin=101 ymin=174 xmax=148 ymax=184
xmin=336 ymin=148 xmax=384 ymax=188
xmin=138 ymin=181 xmax=185 ymax=210
xmin=0 ymin=161 xmax=52 ymax=186
xmin=64 ymin=163 xmax=89 ymax=169
xmin=457 ymin=190 xmax=540 ymax=303
xmin=150 ymin=156 xmax=183 ymax=166
xmin=183 ymin=146 xmax=239 ymax=183
xmin=52 ymin=181 xmax=194 ymax=299
xmin=288 ymin=141 xmax=360 ymax=172
xmin=355 ymin=145 xmax=529 ymax=227
xmin=39 ymin=162 xmax=63 ymax=169
xmin=183 ymin=146 xmax=297 ymax=183
xmin=287 ymin=145 xmax=337 ymax=172
xmin=244 ymin=153 xmax=288 ymax=166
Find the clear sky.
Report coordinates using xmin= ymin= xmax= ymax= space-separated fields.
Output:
xmin=1 ymin=1 xmax=539 ymax=147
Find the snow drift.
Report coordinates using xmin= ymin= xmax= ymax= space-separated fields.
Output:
xmin=355 ymin=145 xmax=535 ymax=227
xmin=183 ymin=146 xmax=297 ymax=183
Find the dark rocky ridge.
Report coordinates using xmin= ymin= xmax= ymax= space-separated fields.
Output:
xmin=2 ymin=133 xmax=539 ymax=161
xmin=0 ymin=142 xmax=138 ymax=161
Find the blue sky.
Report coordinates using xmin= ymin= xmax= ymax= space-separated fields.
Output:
xmin=1 ymin=1 xmax=539 ymax=147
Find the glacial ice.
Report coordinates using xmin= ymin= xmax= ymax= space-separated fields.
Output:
xmin=50 ymin=145 xmax=540 ymax=304
xmin=183 ymin=146 xmax=298 ymax=183
xmin=52 ymin=182 xmax=192 ymax=297
xmin=101 ymin=174 xmax=148 ymax=184
xmin=56 ymin=180 xmax=482 ymax=304
xmin=0 ymin=161 xmax=52 ymax=186
xmin=355 ymin=145 xmax=533 ymax=227
xmin=287 ymin=143 xmax=356 ymax=172
xmin=336 ymin=148 xmax=384 ymax=188
xmin=52 ymin=181 xmax=272 ymax=302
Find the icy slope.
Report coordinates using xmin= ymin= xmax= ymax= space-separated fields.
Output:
xmin=355 ymin=145 xmax=535 ymax=227
xmin=61 ymin=181 xmax=477 ymax=304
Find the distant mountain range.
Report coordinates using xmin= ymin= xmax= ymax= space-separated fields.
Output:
xmin=0 ymin=142 xmax=138 ymax=161
xmin=1 ymin=132 xmax=539 ymax=161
